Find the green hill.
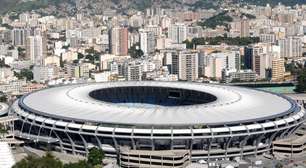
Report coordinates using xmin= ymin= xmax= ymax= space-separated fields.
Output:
xmin=0 ymin=0 xmax=304 ymax=15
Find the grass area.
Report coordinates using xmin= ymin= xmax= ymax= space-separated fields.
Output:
xmin=257 ymin=86 xmax=296 ymax=94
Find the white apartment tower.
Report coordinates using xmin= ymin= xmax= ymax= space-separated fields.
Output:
xmin=168 ymin=23 xmax=187 ymax=44
xmin=12 ymin=28 xmax=30 ymax=46
xmin=26 ymin=35 xmax=44 ymax=65
xmin=125 ymin=63 xmax=142 ymax=81
xmin=279 ymin=37 xmax=302 ymax=58
xmin=139 ymin=29 xmax=156 ymax=55
xmin=240 ymin=17 xmax=250 ymax=37
xmin=178 ymin=50 xmax=199 ymax=81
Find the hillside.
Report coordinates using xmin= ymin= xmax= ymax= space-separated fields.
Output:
xmin=0 ymin=0 xmax=20 ymax=14
xmin=234 ymin=0 xmax=306 ymax=6
xmin=0 ymin=0 xmax=304 ymax=16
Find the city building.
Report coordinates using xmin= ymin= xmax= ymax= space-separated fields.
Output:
xmin=11 ymin=28 xmax=30 ymax=47
xmin=33 ymin=65 xmax=58 ymax=83
xmin=279 ymin=37 xmax=302 ymax=58
xmin=110 ymin=26 xmax=128 ymax=56
xmin=271 ymin=57 xmax=285 ymax=81
xmin=240 ymin=17 xmax=250 ymax=37
xmin=244 ymin=46 xmax=253 ymax=69
xmin=125 ymin=62 xmax=142 ymax=81
xmin=168 ymin=23 xmax=187 ymax=44
xmin=204 ymin=51 xmax=240 ymax=79
xmin=139 ymin=29 xmax=156 ymax=55
xmin=26 ymin=35 xmax=45 ymax=65
xmin=178 ymin=50 xmax=199 ymax=81
xmin=222 ymin=69 xmax=256 ymax=83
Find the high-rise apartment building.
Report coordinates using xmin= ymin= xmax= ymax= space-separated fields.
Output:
xmin=110 ymin=27 xmax=128 ymax=56
xmin=26 ymin=35 xmax=44 ymax=65
xmin=12 ymin=28 xmax=30 ymax=46
xmin=125 ymin=62 xmax=142 ymax=81
xmin=252 ymin=53 xmax=269 ymax=79
xmin=204 ymin=51 xmax=240 ymax=79
xmin=168 ymin=23 xmax=187 ymax=44
xmin=139 ymin=29 xmax=156 ymax=55
xmin=178 ymin=50 xmax=198 ymax=81
xmin=240 ymin=17 xmax=250 ymax=37
xmin=271 ymin=57 xmax=285 ymax=81
xmin=244 ymin=46 xmax=253 ymax=69
xmin=279 ymin=37 xmax=302 ymax=58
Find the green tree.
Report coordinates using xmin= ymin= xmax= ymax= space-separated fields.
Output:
xmin=0 ymin=124 xmax=8 ymax=138
xmin=275 ymin=162 xmax=283 ymax=168
xmin=0 ymin=58 xmax=10 ymax=68
xmin=60 ymin=56 xmax=65 ymax=68
xmin=13 ymin=153 xmax=63 ymax=168
xmin=241 ymin=13 xmax=256 ymax=19
xmin=64 ymin=160 xmax=92 ymax=168
xmin=198 ymin=11 xmax=233 ymax=29
xmin=87 ymin=147 xmax=104 ymax=167
xmin=128 ymin=43 xmax=144 ymax=59
xmin=183 ymin=36 xmax=260 ymax=48
xmin=13 ymin=146 xmax=106 ymax=168
xmin=14 ymin=69 xmax=33 ymax=81
xmin=0 ymin=94 xmax=7 ymax=102
xmin=183 ymin=40 xmax=194 ymax=49
xmin=295 ymin=69 xmax=306 ymax=93
xmin=85 ymin=47 xmax=96 ymax=54
xmin=78 ymin=53 xmax=85 ymax=59
xmin=130 ymin=0 xmax=152 ymax=11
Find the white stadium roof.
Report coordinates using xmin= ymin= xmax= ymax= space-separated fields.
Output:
xmin=20 ymin=81 xmax=294 ymax=126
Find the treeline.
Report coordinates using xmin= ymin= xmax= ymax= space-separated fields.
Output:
xmin=184 ymin=36 xmax=260 ymax=48
xmin=198 ymin=12 xmax=233 ymax=29
xmin=3 ymin=0 xmax=75 ymax=14
xmin=185 ymin=0 xmax=218 ymax=10
xmin=233 ymin=0 xmax=306 ymax=7
xmin=296 ymin=68 xmax=306 ymax=93
xmin=13 ymin=148 xmax=104 ymax=168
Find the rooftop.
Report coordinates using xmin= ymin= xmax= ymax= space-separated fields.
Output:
xmin=19 ymin=81 xmax=295 ymax=126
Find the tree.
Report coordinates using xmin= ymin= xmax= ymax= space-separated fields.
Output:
xmin=128 ymin=43 xmax=143 ymax=59
xmin=13 ymin=153 xmax=63 ymax=168
xmin=87 ymin=147 xmax=104 ymax=167
xmin=13 ymin=148 xmax=105 ymax=168
xmin=198 ymin=11 xmax=233 ymax=29
xmin=275 ymin=162 xmax=283 ymax=168
xmin=131 ymin=0 xmax=152 ymax=11
xmin=78 ymin=53 xmax=85 ymax=59
xmin=0 ymin=124 xmax=8 ymax=138
xmin=295 ymin=69 xmax=306 ymax=93
xmin=183 ymin=36 xmax=260 ymax=49
xmin=85 ymin=47 xmax=97 ymax=55
xmin=183 ymin=40 xmax=194 ymax=49
xmin=0 ymin=94 xmax=7 ymax=102
xmin=14 ymin=69 xmax=33 ymax=81
xmin=242 ymin=13 xmax=256 ymax=19
xmin=64 ymin=160 xmax=92 ymax=168
xmin=0 ymin=58 xmax=10 ymax=68
xmin=60 ymin=56 xmax=65 ymax=68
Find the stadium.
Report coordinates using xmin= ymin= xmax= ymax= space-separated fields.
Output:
xmin=10 ymin=81 xmax=305 ymax=167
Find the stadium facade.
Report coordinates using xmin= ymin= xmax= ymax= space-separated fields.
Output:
xmin=10 ymin=81 xmax=305 ymax=167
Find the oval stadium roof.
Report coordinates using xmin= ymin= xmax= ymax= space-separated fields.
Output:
xmin=20 ymin=81 xmax=295 ymax=126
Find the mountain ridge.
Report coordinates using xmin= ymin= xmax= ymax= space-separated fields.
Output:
xmin=0 ymin=0 xmax=304 ymax=16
